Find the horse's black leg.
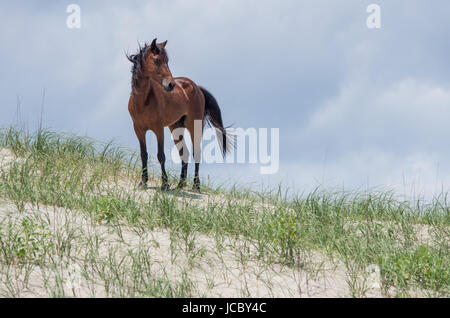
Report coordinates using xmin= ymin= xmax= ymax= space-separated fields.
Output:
xmin=156 ymin=131 xmax=169 ymax=191
xmin=177 ymin=132 xmax=189 ymax=189
xmin=139 ymin=139 xmax=149 ymax=188
xmin=179 ymin=160 xmax=188 ymax=189
xmin=134 ymin=127 xmax=148 ymax=189
xmin=193 ymin=162 xmax=200 ymax=191
xmin=192 ymin=137 xmax=201 ymax=191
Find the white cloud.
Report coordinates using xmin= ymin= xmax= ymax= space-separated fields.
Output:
xmin=289 ymin=77 xmax=450 ymax=198
xmin=305 ymin=78 xmax=450 ymax=152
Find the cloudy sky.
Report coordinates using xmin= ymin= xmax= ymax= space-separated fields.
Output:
xmin=1 ymin=1 xmax=449 ymax=199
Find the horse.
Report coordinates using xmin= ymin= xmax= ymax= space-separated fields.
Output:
xmin=126 ymin=38 xmax=232 ymax=191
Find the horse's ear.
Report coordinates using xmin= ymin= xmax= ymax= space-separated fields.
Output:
xmin=159 ymin=40 xmax=168 ymax=48
xmin=150 ymin=38 xmax=160 ymax=54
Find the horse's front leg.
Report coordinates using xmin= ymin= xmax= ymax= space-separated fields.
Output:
xmin=155 ymin=128 xmax=169 ymax=191
xmin=134 ymin=127 xmax=148 ymax=189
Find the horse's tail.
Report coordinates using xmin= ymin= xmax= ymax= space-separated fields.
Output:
xmin=200 ymin=86 xmax=234 ymax=157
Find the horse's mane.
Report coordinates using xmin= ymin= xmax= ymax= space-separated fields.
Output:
xmin=126 ymin=42 xmax=150 ymax=91
xmin=126 ymin=42 xmax=168 ymax=92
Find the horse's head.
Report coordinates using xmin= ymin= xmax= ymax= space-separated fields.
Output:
xmin=143 ymin=38 xmax=176 ymax=92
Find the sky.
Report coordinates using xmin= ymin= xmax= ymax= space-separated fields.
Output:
xmin=1 ymin=0 xmax=450 ymax=199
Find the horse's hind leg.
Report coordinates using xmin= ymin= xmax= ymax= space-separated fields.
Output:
xmin=134 ymin=126 xmax=148 ymax=189
xmin=154 ymin=127 xmax=169 ymax=191
xmin=186 ymin=117 xmax=204 ymax=191
xmin=169 ymin=117 xmax=189 ymax=189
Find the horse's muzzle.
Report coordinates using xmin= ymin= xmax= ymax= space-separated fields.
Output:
xmin=163 ymin=79 xmax=176 ymax=92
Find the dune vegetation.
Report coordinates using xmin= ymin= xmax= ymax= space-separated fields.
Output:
xmin=0 ymin=126 xmax=448 ymax=297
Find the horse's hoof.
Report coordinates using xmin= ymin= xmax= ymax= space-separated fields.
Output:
xmin=161 ymin=183 xmax=170 ymax=192
xmin=192 ymin=177 xmax=201 ymax=192
xmin=177 ymin=180 xmax=186 ymax=190
xmin=138 ymin=181 xmax=148 ymax=190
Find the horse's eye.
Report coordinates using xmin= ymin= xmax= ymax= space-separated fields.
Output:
xmin=153 ymin=58 xmax=161 ymax=66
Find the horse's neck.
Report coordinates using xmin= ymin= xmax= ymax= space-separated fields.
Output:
xmin=132 ymin=76 xmax=152 ymax=106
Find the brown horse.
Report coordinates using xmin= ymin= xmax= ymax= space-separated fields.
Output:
xmin=127 ymin=38 xmax=231 ymax=191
